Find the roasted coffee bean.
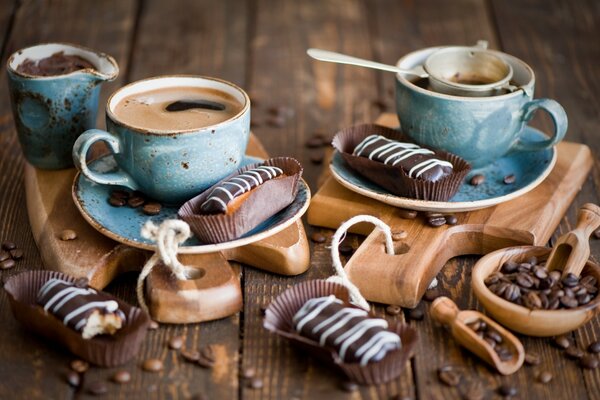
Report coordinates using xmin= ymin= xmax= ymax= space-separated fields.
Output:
xmin=445 ymin=215 xmax=458 ymax=225
xmin=423 ymin=288 xmax=441 ymax=302
xmin=533 ymin=266 xmax=548 ymax=279
xmin=503 ymin=284 xmax=521 ymax=302
xmin=267 ymin=115 xmax=286 ymax=128
xmin=437 ymin=366 xmax=460 ymax=387
xmin=109 ymin=196 xmax=126 ymax=207
xmin=581 ymin=275 xmax=598 ymax=287
xmin=65 ymin=370 xmax=80 ymax=387
xmin=397 ymin=208 xmax=418 ymax=219
xmin=539 ymin=277 xmax=553 ymax=290
xmin=588 ymin=341 xmax=600 ymax=353
xmin=168 ymin=335 xmax=184 ymax=350
xmin=143 ymin=202 xmax=162 ymax=216
xmin=0 ymin=258 xmax=16 ymax=270
xmin=407 ymin=303 xmax=424 ymax=321
xmin=392 ymin=230 xmax=408 ymax=241
xmin=549 ymin=270 xmax=562 ymax=282
xmin=581 ymin=354 xmax=599 ymax=369
xmin=201 ymin=346 xmax=215 ymax=362
xmin=560 ymin=295 xmax=578 ymax=308
xmin=464 ymin=383 xmax=485 ymax=400
xmin=554 ymin=335 xmax=571 ymax=349
xmin=527 ymin=256 xmax=538 ymax=266
xmin=565 ymin=346 xmax=584 ymax=359
xmin=181 ymin=349 xmax=201 ymax=362
xmin=501 ymin=261 xmax=518 ymax=274
xmin=427 ymin=215 xmax=446 ymax=227
xmin=142 ymin=358 xmax=163 ymax=372
xmin=111 ymin=189 xmax=130 ymax=200
xmin=503 ymin=174 xmax=516 ymax=184
xmin=73 ymin=277 xmax=88 ymax=288
xmin=594 ymin=228 xmax=600 ymax=240
xmin=537 ymin=370 xmax=553 ymax=383
xmin=127 ymin=196 xmax=145 ymax=208
xmin=87 ymin=381 xmax=108 ymax=396
xmin=562 ymin=273 xmax=579 ymax=287
xmin=496 ymin=346 xmax=513 ymax=361
xmin=469 ymin=174 xmax=485 ymax=186
xmin=339 ymin=244 xmax=353 ymax=255
xmin=516 ymin=272 xmax=534 ymax=288
xmin=548 ymin=298 xmax=560 ymax=310
xmin=386 ymin=305 xmax=402 ymax=316
xmin=0 ymin=251 xmax=9 ymax=262
xmin=9 ymin=248 xmax=23 ymax=260
xmin=197 ymin=356 xmax=215 ymax=369
xmin=1 ymin=241 xmax=16 ymax=251
xmin=341 ymin=381 xmax=358 ymax=392
xmin=60 ymin=229 xmax=77 ymax=241
xmin=490 ymin=282 xmax=510 ymax=297
xmin=310 ymin=232 xmax=326 ymax=244
xmin=484 ymin=337 xmax=496 ymax=349
xmin=498 ymin=383 xmax=517 ymax=397
xmin=70 ymin=359 xmax=89 ymax=373
xmin=577 ymin=294 xmax=592 ymax=305
xmin=248 ymin=377 xmax=264 ymax=389
xmin=148 ymin=320 xmax=159 ymax=330
xmin=305 ymin=136 xmax=323 ymax=148
xmin=486 ymin=329 xmax=503 ymax=343
xmin=467 ymin=320 xmax=483 ymax=331
xmin=241 ymin=367 xmax=256 ymax=379
xmin=524 ymin=292 xmax=542 ymax=309
xmin=112 ymin=370 xmax=131 ymax=384
xmin=524 ymin=351 xmax=541 ymax=366
xmin=518 ymin=262 xmax=532 ymax=272
xmin=539 ymin=292 xmax=550 ymax=309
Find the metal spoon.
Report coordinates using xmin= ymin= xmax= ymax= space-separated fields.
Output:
xmin=306 ymin=48 xmax=428 ymax=78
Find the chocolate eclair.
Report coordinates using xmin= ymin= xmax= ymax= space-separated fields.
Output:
xmin=200 ymin=165 xmax=285 ymax=214
xmin=293 ymin=295 xmax=401 ymax=366
xmin=353 ymin=135 xmax=453 ymax=182
xmin=37 ymin=278 xmax=126 ymax=339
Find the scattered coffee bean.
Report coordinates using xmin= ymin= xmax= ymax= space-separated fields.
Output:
xmin=248 ymin=377 xmax=263 ymax=389
xmin=423 ymin=288 xmax=441 ymax=302
xmin=112 ymin=370 xmax=131 ymax=384
xmin=127 ymin=196 xmax=145 ymax=208
xmin=74 ymin=277 xmax=88 ymax=288
xmin=70 ymin=359 xmax=89 ymax=373
xmin=259 ymin=305 xmax=267 ymax=316
xmin=142 ymin=358 xmax=163 ymax=372
xmin=0 ymin=258 xmax=16 ymax=270
xmin=241 ymin=367 xmax=256 ymax=379
xmin=197 ymin=346 xmax=215 ymax=368
xmin=464 ymin=382 xmax=485 ymax=400
xmin=503 ymin=174 xmax=516 ymax=184
xmin=397 ymin=208 xmax=417 ymax=219
xmin=561 ymin=273 xmax=579 ymax=288
xmin=525 ymin=351 xmax=541 ymax=365
xmin=588 ymin=341 xmax=600 ymax=353
xmin=1 ymin=241 xmax=16 ymax=251
xmin=580 ymin=354 xmax=599 ymax=369
xmin=386 ymin=305 xmax=402 ymax=316
xmin=310 ymin=232 xmax=326 ymax=243
xmin=407 ymin=303 xmax=424 ymax=321
xmin=65 ymin=370 xmax=80 ymax=387
xmin=501 ymin=260 xmax=518 ymax=273
xmin=554 ymin=335 xmax=571 ymax=349
xmin=111 ymin=189 xmax=130 ymax=200
xmin=437 ymin=366 xmax=460 ymax=387
xmin=309 ymin=152 xmax=324 ymax=165
xmin=427 ymin=214 xmax=446 ymax=227
xmin=60 ymin=229 xmax=77 ymax=241
xmin=565 ymin=346 xmax=584 ymax=359
xmin=469 ymin=174 xmax=485 ymax=186
xmin=341 ymin=380 xmax=358 ymax=392
xmin=148 ymin=320 xmax=159 ymax=330
xmin=142 ymin=202 xmax=162 ymax=216
xmin=371 ymin=99 xmax=388 ymax=111
xmin=250 ymin=120 xmax=261 ymax=128
xmin=305 ymin=136 xmax=323 ymax=148
xmin=593 ymin=228 xmax=600 ymax=240
xmin=87 ymin=381 xmax=108 ymax=396
xmin=109 ymin=196 xmax=126 ymax=207
xmin=9 ymin=248 xmax=23 ymax=260
xmin=339 ymin=244 xmax=353 ymax=255
xmin=181 ymin=349 xmax=201 ymax=363
xmin=168 ymin=335 xmax=184 ymax=350
xmin=538 ymin=370 xmax=553 ymax=384
xmin=467 ymin=319 xmax=513 ymax=361
xmin=497 ymin=383 xmax=517 ymax=397
xmin=392 ymin=231 xmax=408 ymax=241
xmin=0 ymin=251 xmax=9 ymax=262
xmin=444 ymin=214 xmax=458 ymax=225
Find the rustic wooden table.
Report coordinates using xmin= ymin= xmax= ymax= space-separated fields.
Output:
xmin=0 ymin=1 xmax=599 ymax=399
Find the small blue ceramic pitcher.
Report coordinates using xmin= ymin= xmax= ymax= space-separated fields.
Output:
xmin=7 ymin=43 xmax=118 ymax=169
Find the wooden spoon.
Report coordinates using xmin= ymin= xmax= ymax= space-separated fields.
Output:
xmin=545 ymin=203 xmax=600 ymax=275
xmin=431 ymin=297 xmax=524 ymax=375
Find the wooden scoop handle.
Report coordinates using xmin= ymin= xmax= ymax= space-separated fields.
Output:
xmin=574 ymin=203 xmax=600 ymax=238
xmin=431 ymin=296 xmax=460 ymax=325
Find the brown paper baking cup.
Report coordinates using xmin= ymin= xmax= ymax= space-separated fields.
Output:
xmin=332 ymin=124 xmax=471 ymax=201
xmin=4 ymin=270 xmax=150 ymax=367
xmin=179 ymin=157 xmax=303 ymax=244
xmin=263 ymin=279 xmax=418 ymax=385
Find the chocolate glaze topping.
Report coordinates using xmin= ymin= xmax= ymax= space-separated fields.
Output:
xmin=37 ymin=278 xmax=126 ymax=339
xmin=16 ymin=51 xmax=95 ymax=76
xmin=200 ymin=165 xmax=284 ymax=214
xmin=293 ymin=296 xmax=401 ymax=366
xmin=165 ymin=99 xmax=226 ymax=112
xmin=353 ymin=135 xmax=453 ymax=182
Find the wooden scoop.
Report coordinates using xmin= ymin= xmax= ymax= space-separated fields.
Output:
xmin=431 ymin=297 xmax=525 ymax=375
xmin=545 ymin=203 xmax=600 ymax=275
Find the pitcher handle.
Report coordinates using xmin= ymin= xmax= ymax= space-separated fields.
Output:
xmin=72 ymin=129 xmax=139 ymax=190
xmin=513 ymin=98 xmax=568 ymax=152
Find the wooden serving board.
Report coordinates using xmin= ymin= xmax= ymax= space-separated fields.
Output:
xmin=307 ymin=113 xmax=593 ymax=308
xmin=25 ymin=134 xmax=310 ymax=324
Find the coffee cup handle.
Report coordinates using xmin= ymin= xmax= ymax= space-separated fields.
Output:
xmin=72 ymin=129 xmax=140 ymax=191
xmin=513 ymin=98 xmax=568 ymax=152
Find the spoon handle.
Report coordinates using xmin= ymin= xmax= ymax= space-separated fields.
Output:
xmin=574 ymin=203 xmax=600 ymax=238
xmin=431 ymin=296 xmax=460 ymax=325
xmin=306 ymin=48 xmax=428 ymax=78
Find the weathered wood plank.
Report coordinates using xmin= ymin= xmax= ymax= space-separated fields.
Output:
xmin=0 ymin=1 xmax=137 ymax=399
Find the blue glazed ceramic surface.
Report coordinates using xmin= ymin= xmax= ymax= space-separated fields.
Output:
xmin=330 ymin=126 xmax=555 ymax=212
xmin=73 ymin=155 xmax=310 ymax=253
xmin=7 ymin=43 xmax=118 ymax=169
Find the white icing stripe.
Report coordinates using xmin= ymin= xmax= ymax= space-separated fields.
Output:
xmin=246 ymin=170 xmax=264 ymax=184
xmin=225 ymin=181 xmax=246 ymax=193
xmin=295 ymin=296 xmax=341 ymax=332
xmin=312 ymin=307 xmax=366 ymax=335
xmin=390 ymin=148 xmax=434 ymax=165
xmin=230 ymin=177 xmax=252 ymax=191
xmin=43 ymin=287 xmax=91 ymax=311
xmin=359 ymin=334 xmax=400 ymax=366
xmin=63 ymin=300 xmax=119 ymax=325
xmin=317 ymin=309 xmax=368 ymax=346
xmin=52 ymin=287 xmax=95 ymax=313
xmin=337 ymin=320 xmax=388 ymax=360
xmin=242 ymin=173 xmax=260 ymax=186
xmin=202 ymin=196 xmax=228 ymax=210
xmin=353 ymin=135 xmax=381 ymax=156
xmin=38 ymin=279 xmax=65 ymax=299
xmin=213 ymin=186 xmax=235 ymax=200
xmin=408 ymin=158 xmax=454 ymax=178
xmin=74 ymin=318 xmax=88 ymax=331
xmin=355 ymin=330 xmax=394 ymax=357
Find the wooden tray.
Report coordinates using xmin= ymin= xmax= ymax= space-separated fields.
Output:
xmin=307 ymin=113 xmax=593 ymax=308
xmin=25 ymin=134 xmax=310 ymax=324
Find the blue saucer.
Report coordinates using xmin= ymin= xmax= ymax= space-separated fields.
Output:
xmin=73 ymin=155 xmax=311 ymax=253
xmin=330 ymin=126 xmax=556 ymax=212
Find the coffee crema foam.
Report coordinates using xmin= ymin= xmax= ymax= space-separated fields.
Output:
xmin=113 ymin=86 xmax=243 ymax=131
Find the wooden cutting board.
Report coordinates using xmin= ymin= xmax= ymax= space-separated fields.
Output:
xmin=25 ymin=134 xmax=310 ymax=324
xmin=307 ymin=113 xmax=593 ymax=308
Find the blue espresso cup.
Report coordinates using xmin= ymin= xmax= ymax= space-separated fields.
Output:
xmin=395 ymin=47 xmax=567 ymax=168
xmin=73 ymin=75 xmax=251 ymax=204
xmin=7 ymin=43 xmax=119 ymax=169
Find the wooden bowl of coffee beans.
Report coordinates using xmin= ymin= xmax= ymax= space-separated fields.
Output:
xmin=472 ymin=246 xmax=600 ymax=336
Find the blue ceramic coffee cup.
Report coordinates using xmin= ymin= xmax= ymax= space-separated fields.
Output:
xmin=7 ymin=43 xmax=119 ymax=169
xmin=395 ymin=47 xmax=567 ymax=168
xmin=73 ymin=75 xmax=251 ymax=204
